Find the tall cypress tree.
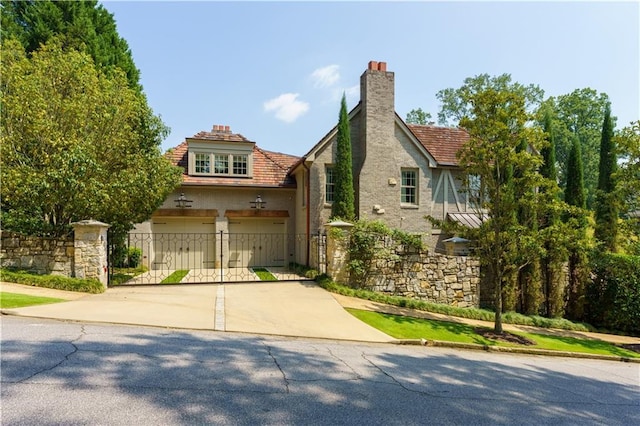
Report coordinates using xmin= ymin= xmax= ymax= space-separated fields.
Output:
xmin=332 ymin=94 xmax=355 ymax=220
xmin=594 ymin=103 xmax=618 ymax=251
xmin=516 ymin=136 xmax=542 ymax=315
xmin=539 ymin=108 xmax=565 ymax=318
xmin=565 ymin=135 xmax=589 ymax=320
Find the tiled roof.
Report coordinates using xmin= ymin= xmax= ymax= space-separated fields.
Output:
xmin=407 ymin=125 xmax=469 ymax=166
xmin=166 ymin=131 xmax=299 ymax=188
xmin=190 ymin=128 xmax=251 ymax=143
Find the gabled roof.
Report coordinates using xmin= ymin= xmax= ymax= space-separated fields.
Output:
xmin=167 ymin=129 xmax=300 ymax=188
xmin=294 ymin=104 xmax=440 ymax=169
xmin=407 ymin=125 xmax=469 ymax=167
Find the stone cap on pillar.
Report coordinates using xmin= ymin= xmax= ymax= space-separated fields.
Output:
xmin=71 ymin=220 xmax=110 ymax=228
xmin=324 ymin=220 xmax=354 ymax=229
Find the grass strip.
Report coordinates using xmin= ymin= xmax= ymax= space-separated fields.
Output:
xmin=317 ymin=275 xmax=594 ymax=332
xmin=160 ymin=270 xmax=189 ymax=284
xmin=0 ymin=292 xmax=66 ymax=309
xmin=109 ymin=266 xmax=147 ymax=286
xmin=347 ymin=309 xmax=640 ymax=359
xmin=253 ymin=268 xmax=278 ymax=281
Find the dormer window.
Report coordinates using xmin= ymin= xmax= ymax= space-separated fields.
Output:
xmin=187 ymin=137 xmax=254 ymax=178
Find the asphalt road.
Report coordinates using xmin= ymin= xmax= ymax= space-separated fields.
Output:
xmin=1 ymin=316 xmax=638 ymax=425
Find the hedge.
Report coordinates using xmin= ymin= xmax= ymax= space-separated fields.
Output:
xmin=586 ymin=253 xmax=640 ymax=334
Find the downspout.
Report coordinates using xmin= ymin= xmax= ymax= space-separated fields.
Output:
xmin=303 ymin=159 xmax=311 ymax=266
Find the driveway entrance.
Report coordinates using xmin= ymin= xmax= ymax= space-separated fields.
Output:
xmin=109 ymin=232 xmax=325 ymax=285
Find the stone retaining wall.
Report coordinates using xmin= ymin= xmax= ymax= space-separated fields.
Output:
xmin=325 ymin=228 xmax=481 ymax=308
xmin=363 ymin=253 xmax=480 ymax=308
xmin=0 ymin=231 xmax=74 ymax=276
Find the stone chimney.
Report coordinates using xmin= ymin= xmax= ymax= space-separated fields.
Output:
xmin=356 ymin=60 xmax=395 ymax=218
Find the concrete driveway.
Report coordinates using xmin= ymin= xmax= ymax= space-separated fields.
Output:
xmin=1 ymin=281 xmax=393 ymax=343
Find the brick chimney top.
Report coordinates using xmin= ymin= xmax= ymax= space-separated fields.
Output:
xmin=212 ymin=124 xmax=231 ymax=133
xmin=368 ymin=61 xmax=387 ymax=71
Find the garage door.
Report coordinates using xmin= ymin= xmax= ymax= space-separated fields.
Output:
xmin=151 ymin=218 xmax=216 ymax=270
xmin=228 ymin=219 xmax=286 ymax=268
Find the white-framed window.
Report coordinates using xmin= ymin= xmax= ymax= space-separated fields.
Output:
xmin=195 ymin=153 xmax=210 ymax=174
xmin=191 ymin=152 xmax=251 ymax=177
xmin=401 ymin=169 xmax=418 ymax=205
xmin=233 ymin=155 xmax=248 ymax=175
xmin=214 ymin=154 xmax=228 ymax=174
xmin=325 ymin=165 xmax=335 ymax=204
xmin=468 ymin=174 xmax=482 ymax=206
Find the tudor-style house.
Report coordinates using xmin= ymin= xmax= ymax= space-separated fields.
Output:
xmin=134 ymin=61 xmax=475 ymax=277
xmin=291 ymin=61 xmax=472 ymax=251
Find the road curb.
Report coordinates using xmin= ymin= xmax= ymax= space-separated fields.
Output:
xmin=393 ymin=338 xmax=640 ymax=363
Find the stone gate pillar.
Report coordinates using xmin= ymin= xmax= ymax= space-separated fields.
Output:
xmin=324 ymin=220 xmax=354 ymax=284
xmin=72 ymin=220 xmax=110 ymax=288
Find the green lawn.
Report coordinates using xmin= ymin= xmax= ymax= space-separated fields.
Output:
xmin=0 ymin=292 xmax=66 ymax=309
xmin=160 ymin=270 xmax=189 ymax=284
xmin=110 ymin=266 xmax=147 ymax=286
xmin=253 ymin=268 xmax=278 ymax=281
xmin=347 ymin=309 xmax=640 ymax=359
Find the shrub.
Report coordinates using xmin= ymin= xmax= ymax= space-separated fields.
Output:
xmin=0 ymin=268 xmax=105 ymax=293
xmin=127 ymin=247 xmax=142 ymax=268
xmin=586 ymin=252 xmax=640 ymax=334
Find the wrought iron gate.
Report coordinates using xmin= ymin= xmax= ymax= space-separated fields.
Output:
xmin=108 ymin=231 xmax=326 ymax=286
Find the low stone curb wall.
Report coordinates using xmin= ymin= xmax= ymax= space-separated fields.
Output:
xmin=0 ymin=231 xmax=74 ymax=276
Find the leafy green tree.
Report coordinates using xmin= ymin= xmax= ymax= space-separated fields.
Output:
xmin=594 ymin=103 xmax=619 ymax=252
xmin=550 ymin=89 xmax=612 ymax=208
xmin=437 ymin=74 xmax=544 ymax=126
xmin=406 ymin=108 xmax=434 ymax=125
xmin=0 ymin=39 xmax=182 ymax=237
xmin=516 ymin=136 xmax=543 ymax=315
xmin=331 ymin=94 xmax=355 ymax=221
xmin=437 ymin=74 xmax=549 ymax=333
xmin=1 ymin=0 xmax=140 ymax=90
xmin=615 ymin=120 xmax=640 ymax=254
xmin=539 ymin=107 xmax=567 ymax=317
xmin=564 ymin=135 xmax=590 ymax=320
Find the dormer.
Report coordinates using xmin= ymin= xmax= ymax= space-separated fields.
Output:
xmin=186 ymin=125 xmax=255 ymax=178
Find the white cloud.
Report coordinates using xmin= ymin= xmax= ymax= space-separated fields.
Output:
xmin=263 ymin=93 xmax=310 ymax=123
xmin=329 ymin=84 xmax=359 ymax=103
xmin=310 ymin=64 xmax=340 ymax=88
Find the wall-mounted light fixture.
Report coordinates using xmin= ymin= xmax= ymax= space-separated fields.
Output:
xmin=174 ymin=192 xmax=193 ymax=208
xmin=250 ymin=195 xmax=266 ymax=209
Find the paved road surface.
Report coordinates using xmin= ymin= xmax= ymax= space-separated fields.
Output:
xmin=2 ymin=316 xmax=638 ymax=425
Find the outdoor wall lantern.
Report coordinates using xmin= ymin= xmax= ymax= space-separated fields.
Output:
xmin=250 ymin=195 xmax=266 ymax=209
xmin=174 ymin=192 xmax=193 ymax=208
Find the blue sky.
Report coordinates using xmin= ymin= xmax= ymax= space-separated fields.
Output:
xmin=103 ymin=1 xmax=639 ymax=157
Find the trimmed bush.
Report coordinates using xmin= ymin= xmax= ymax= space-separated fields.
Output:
xmin=586 ymin=253 xmax=640 ymax=334
xmin=0 ymin=268 xmax=105 ymax=293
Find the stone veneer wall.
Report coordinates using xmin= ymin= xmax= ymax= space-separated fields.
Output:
xmin=326 ymin=228 xmax=481 ymax=308
xmin=364 ymin=252 xmax=481 ymax=308
xmin=0 ymin=231 xmax=74 ymax=276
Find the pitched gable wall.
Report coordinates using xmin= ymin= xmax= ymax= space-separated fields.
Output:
xmin=356 ymin=64 xmax=433 ymax=233
xmin=294 ymin=61 xmax=473 ymax=252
